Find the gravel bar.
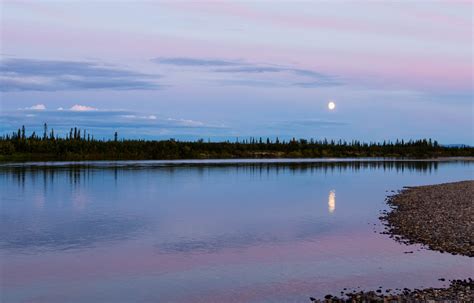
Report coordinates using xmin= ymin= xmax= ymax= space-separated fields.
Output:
xmin=382 ymin=180 xmax=473 ymax=257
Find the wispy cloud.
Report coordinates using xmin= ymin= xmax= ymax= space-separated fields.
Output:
xmin=218 ymin=78 xmax=341 ymax=88
xmin=213 ymin=66 xmax=283 ymax=73
xmin=20 ymin=104 xmax=99 ymax=112
xmin=216 ymin=79 xmax=283 ymax=88
xmin=152 ymin=57 xmax=242 ymax=66
xmin=213 ymin=66 xmax=333 ymax=79
xmin=153 ymin=56 xmax=343 ymax=88
xmin=70 ymin=104 xmax=98 ymax=112
xmin=0 ymin=58 xmax=162 ymax=91
xmin=121 ymin=114 xmax=157 ymax=120
xmin=293 ymin=80 xmax=343 ymax=88
xmin=214 ymin=66 xmax=342 ymax=87
xmin=21 ymin=104 xmax=46 ymax=110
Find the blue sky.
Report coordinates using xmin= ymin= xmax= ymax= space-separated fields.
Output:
xmin=0 ymin=1 xmax=472 ymax=143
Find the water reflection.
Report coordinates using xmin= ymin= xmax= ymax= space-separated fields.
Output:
xmin=0 ymin=160 xmax=463 ymax=255
xmin=156 ymin=218 xmax=331 ymax=255
xmin=328 ymin=190 xmax=336 ymax=213
xmin=1 ymin=160 xmax=473 ymax=303
xmin=0 ymin=160 xmax=455 ymax=186
xmin=0 ymin=214 xmax=147 ymax=254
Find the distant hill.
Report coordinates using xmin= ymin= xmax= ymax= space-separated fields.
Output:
xmin=443 ymin=144 xmax=471 ymax=148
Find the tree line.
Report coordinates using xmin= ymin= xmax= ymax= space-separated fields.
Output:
xmin=0 ymin=124 xmax=472 ymax=161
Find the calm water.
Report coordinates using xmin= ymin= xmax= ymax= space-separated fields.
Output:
xmin=1 ymin=159 xmax=473 ymax=303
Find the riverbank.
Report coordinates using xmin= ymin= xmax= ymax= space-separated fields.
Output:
xmin=311 ymin=180 xmax=473 ymax=302
xmin=310 ymin=279 xmax=473 ymax=302
xmin=382 ymin=180 xmax=473 ymax=257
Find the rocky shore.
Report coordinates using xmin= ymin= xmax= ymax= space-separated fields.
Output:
xmin=310 ymin=180 xmax=473 ymax=302
xmin=309 ymin=279 xmax=473 ymax=302
xmin=382 ymin=180 xmax=473 ymax=257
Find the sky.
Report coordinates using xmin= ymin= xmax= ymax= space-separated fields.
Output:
xmin=0 ymin=1 xmax=472 ymax=144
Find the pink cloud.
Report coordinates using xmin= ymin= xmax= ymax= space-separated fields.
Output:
xmin=165 ymin=1 xmax=470 ymax=42
xmin=69 ymin=104 xmax=97 ymax=111
xmin=2 ymin=2 xmax=471 ymax=94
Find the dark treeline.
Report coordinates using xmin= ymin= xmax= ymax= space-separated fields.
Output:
xmin=1 ymin=124 xmax=473 ymax=161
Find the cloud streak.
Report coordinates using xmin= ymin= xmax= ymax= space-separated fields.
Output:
xmin=70 ymin=104 xmax=98 ymax=112
xmin=0 ymin=58 xmax=162 ymax=91
xmin=152 ymin=57 xmax=242 ymax=66
xmin=154 ymin=56 xmax=343 ymax=88
xmin=213 ymin=66 xmax=284 ymax=73
xmin=292 ymin=80 xmax=343 ymax=88
xmin=21 ymin=104 xmax=46 ymax=110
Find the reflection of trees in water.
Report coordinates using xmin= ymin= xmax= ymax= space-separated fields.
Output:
xmin=224 ymin=161 xmax=442 ymax=176
xmin=1 ymin=166 xmax=92 ymax=189
xmin=0 ymin=161 xmax=439 ymax=186
xmin=0 ymin=160 xmax=470 ymax=255
xmin=0 ymin=165 xmax=148 ymax=254
xmin=0 ymin=161 xmax=453 ymax=186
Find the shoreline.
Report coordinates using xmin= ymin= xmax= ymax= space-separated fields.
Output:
xmin=1 ymin=156 xmax=473 ymax=166
xmin=310 ymin=279 xmax=473 ymax=302
xmin=311 ymin=180 xmax=473 ymax=302
xmin=382 ymin=180 xmax=473 ymax=257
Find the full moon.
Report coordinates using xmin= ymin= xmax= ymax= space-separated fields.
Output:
xmin=328 ymin=101 xmax=336 ymax=110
